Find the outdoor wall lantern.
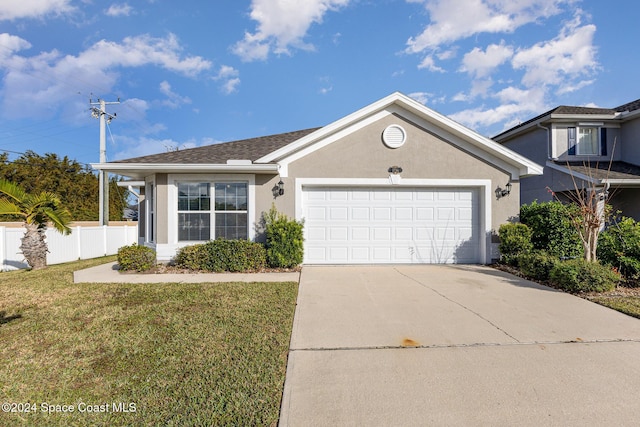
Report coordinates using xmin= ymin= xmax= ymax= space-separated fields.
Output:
xmin=495 ymin=182 xmax=512 ymax=199
xmin=388 ymin=166 xmax=403 ymax=175
xmin=272 ymin=179 xmax=285 ymax=198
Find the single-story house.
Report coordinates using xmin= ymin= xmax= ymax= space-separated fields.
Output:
xmin=94 ymin=92 xmax=542 ymax=264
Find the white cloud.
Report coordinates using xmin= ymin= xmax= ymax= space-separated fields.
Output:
xmin=81 ymin=34 xmax=211 ymax=77
xmin=0 ymin=33 xmax=211 ymax=120
xmin=417 ymin=55 xmax=444 ymax=72
xmin=159 ymin=80 xmax=191 ymax=108
xmin=105 ymin=4 xmax=134 ymax=17
xmin=0 ymin=33 xmax=31 ymax=56
xmin=406 ymin=0 xmax=567 ymax=54
xmin=450 ymin=86 xmax=547 ymax=131
xmin=460 ymin=42 xmax=514 ymax=78
xmin=213 ymin=65 xmax=240 ymax=94
xmin=232 ymin=0 xmax=351 ymax=61
xmin=512 ymin=12 xmax=597 ymax=87
xmin=0 ymin=0 xmax=74 ymax=21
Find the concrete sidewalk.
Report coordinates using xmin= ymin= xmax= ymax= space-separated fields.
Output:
xmin=279 ymin=265 xmax=640 ymax=426
xmin=73 ymin=261 xmax=300 ymax=283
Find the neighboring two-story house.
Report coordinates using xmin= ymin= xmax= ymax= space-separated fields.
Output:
xmin=493 ymin=99 xmax=640 ymax=220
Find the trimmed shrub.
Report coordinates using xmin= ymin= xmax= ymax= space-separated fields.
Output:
xmin=520 ymin=201 xmax=583 ymax=259
xmin=263 ymin=206 xmax=304 ymax=269
xmin=174 ymin=239 xmax=266 ymax=272
xmin=117 ymin=244 xmax=156 ymax=272
xmin=550 ymin=259 xmax=620 ymax=293
xmin=517 ymin=251 xmax=560 ymax=281
xmin=498 ymin=223 xmax=533 ymax=266
xmin=598 ymin=217 xmax=640 ymax=284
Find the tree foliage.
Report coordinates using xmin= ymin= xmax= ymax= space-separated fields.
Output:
xmin=0 ymin=179 xmax=72 ymax=269
xmin=520 ymin=201 xmax=583 ymax=259
xmin=0 ymin=151 xmax=129 ymax=221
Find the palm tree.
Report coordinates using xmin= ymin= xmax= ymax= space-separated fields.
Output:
xmin=0 ymin=179 xmax=72 ymax=270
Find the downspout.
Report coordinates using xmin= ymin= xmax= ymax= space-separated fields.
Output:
xmin=537 ymin=123 xmax=551 ymax=159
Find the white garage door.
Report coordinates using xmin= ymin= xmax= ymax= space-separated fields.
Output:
xmin=303 ymin=187 xmax=480 ymax=264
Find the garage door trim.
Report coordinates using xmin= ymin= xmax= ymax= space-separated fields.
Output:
xmin=295 ymin=178 xmax=492 ymax=264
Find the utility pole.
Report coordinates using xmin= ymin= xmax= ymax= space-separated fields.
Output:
xmin=90 ymin=98 xmax=119 ymax=226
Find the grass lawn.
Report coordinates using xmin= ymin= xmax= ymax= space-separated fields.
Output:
xmin=0 ymin=256 xmax=298 ymax=426
xmin=586 ymin=291 xmax=640 ymax=319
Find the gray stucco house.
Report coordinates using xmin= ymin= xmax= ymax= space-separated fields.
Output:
xmin=494 ymin=99 xmax=640 ymax=220
xmin=95 ymin=92 xmax=542 ymax=264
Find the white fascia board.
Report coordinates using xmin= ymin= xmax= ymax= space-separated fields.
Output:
xmin=386 ymin=104 xmax=544 ymax=178
xmin=260 ymin=91 xmax=542 ymax=178
xmin=255 ymin=92 xmax=405 ymax=164
xmin=91 ymin=163 xmax=279 ymax=175
xmin=545 ymin=161 xmax=599 ymax=184
xmin=605 ymin=179 xmax=640 ymax=187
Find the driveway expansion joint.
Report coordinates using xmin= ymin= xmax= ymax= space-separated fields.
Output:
xmin=394 ymin=267 xmax=520 ymax=343
xmin=289 ymin=338 xmax=640 ymax=352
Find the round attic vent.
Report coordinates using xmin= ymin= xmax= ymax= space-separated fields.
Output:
xmin=382 ymin=125 xmax=406 ymax=148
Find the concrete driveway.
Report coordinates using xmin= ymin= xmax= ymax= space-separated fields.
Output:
xmin=279 ymin=265 xmax=640 ymax=426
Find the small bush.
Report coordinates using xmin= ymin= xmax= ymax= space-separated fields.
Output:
xmin=498 ymin=223 xmax=533 ymax=266
xmin=174 ymin=239 xmax=266 ymax=272
xmin=517 ymin=251 xmax=560 ymax=281
xmin=598 ymin=217 xmax=640 ymax=284
xmin=263 ymin=206 xmax=304 ymax=269
xmin=117 ymin=244 xmax=156 ymax=272
xmin=520 ymin=201 xmax=583 ymax=259
xmin=550 ymin=259 xmax=620 ymax=293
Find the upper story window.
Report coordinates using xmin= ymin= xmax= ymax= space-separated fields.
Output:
xmin=568 ymin=126 xmax=607 ymax=156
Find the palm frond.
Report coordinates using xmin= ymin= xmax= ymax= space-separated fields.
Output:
xmin=39 ymin=206 xmax=72 ymax=235
xmin=0 ymin=199 xmax=24 ymax=217
xmin=0 ymin=179 xmax=27 ymax=205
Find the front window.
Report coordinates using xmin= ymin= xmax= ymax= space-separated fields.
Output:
xmin=177 ymin=182 xmax=248 ymax=241
xmin=178 ymin=183 xmax=211 ymax=241
xmin=577 ymin=127 xmax=598 ymax=155
xmin=215 ymin=183 xmax=248 ymax=240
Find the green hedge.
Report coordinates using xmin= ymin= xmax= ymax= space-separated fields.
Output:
xmin=520 ymin=201 xmax=583 ymax=259
xmin=174 ymin=240 xmax=266 ymax=272
xmin=517 ymin=251 xmax=560 ymax=281
xmin=117 ymin=244 xmax=156 ymax=272
xmin=549 ymin=259 xmax=620 ymax=293
xmin=263 ymin=206 xmax=304 ymax=268
xmin=498 ymin=223 xmax=533 ymax=266
xmin=598 ymin=217 xmax=640 ymax=284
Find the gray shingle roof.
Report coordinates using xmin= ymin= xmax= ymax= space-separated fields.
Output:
xmin=114 ymin=127 xmax=321 ymax=164
xmin=554 ymin=161 xmax=640 ymax=180
xmin=615 ymin=99 xmax=640 ymax=113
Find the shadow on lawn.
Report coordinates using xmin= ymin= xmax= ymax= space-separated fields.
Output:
xmin=0 ymin=311 xmax=22 ymax=325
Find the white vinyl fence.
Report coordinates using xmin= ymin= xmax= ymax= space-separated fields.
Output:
xmin=0 ymin=225 xmax=138 ymax=271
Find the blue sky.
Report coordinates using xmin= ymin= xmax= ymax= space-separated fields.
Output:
xmin=0 ymin=0 xmax=638 ymax=167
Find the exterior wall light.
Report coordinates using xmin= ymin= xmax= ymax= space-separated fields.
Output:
xmin=388 ymin=166 xmax=403 ymax=175
xmin=272 ymin=179 xmax=285 ymax=198
xmin=495 ymin=182 xmax=512 ymax=199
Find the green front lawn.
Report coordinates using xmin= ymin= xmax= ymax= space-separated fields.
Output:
xmin=0 ymin=256 xmax=298 ymax=426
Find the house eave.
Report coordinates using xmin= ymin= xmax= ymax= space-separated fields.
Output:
xmin=257 ymin=91 xmax=542 ymax=178
xmin=91 ymin=162 xmax=280 ymax=180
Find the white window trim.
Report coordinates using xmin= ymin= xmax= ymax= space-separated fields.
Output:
xmin=294 ymin=178 xmax=492 ymax=264
xmin=576 ymin=126 xmax=600 ymax=156
xmin=167 ymin=174 xmax=256 ymax=248
xmin=145 ymin=178 xmax=156 ymax=245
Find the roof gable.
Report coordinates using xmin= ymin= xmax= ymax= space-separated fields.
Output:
xmin=257 ymin=92 xmax=542 ymax=178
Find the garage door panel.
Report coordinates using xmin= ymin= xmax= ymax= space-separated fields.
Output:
xmin=303 ymin=187 xmax=480 ymax=264
xmin=352 ymin=207 xmax=370 ymax=220
xmin=352 ymin=227 xmax=370 ymax=240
